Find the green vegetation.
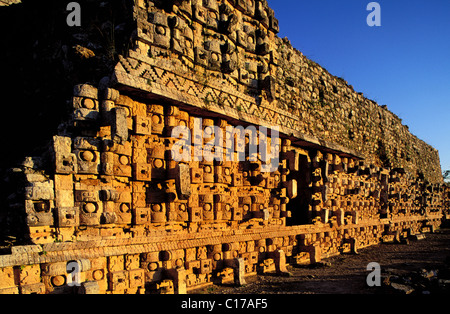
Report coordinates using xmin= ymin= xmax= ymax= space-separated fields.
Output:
xmin=444 ymin=170 xmax=450 ymax=183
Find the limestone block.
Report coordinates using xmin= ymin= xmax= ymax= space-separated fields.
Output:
xmin=133 ymin=163 xmax=152 ymax=181
xmin=128 ymin=269 xmax=145 ymax=289
xmin=53 ymin=136 xmax=77 ymax=174
xmin=141 ymin=253 xmax=164 ymax=283
xmin=0 ymin=267 xmax=15 ymax=290
xmin=176 ymin=163 xmax=191 ymax=199
xmin=148 ymin=12 xmax=170 ymax=49
xmin=25 ymin=199 xmax=54 ymax=227
xmin=111 ymin=107 xmax=129 ymax=144
xmin=135 ymin=115 xmax=152 ymax=136
xmin=74 ymin=84 xmax=98 ymax=99
xmin=78 ymin=281 xmax=100 ymax=294
xmin=72 ymin=97 xmax=100 ymax=121
xmin=149 ymin=203 xmax=166 ymax=223
xmin=132 ymin=207 xmax=149 ymax=225
xmin=24 ymin=181 xmax=54 ymax=201
xmin=56 ymin=207 xmax=79 ymax=227
xmin=0 ymin=287 xmax=19 ymax=294
xmin=79 ymin=201 xmax=102 ymax=226
xmin=20 ymin=283 xmax=46 ymax=294
xmin=54 ymin=174 xmax=74 ymax=208
xmin=108 ymin=270 xmax=128 ymax=291
xmin=74 ymin=149 xmax=100 ymax=174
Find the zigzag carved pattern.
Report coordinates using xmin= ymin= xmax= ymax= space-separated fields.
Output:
xmin=119 ymin=56 xmax=299 ymax=130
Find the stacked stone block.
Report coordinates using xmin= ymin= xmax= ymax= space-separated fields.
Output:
xmin=0 ymin=0 xmax=448 ymax=294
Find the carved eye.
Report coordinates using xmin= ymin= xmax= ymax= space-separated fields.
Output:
xmin=80 ymin=150 xmax=95 ymax=162
xmin=203 ymin=204 xmax=212 ymax=212
xmin=92 ymin=269 xmax=104 ymax=281
xmin=152 ymin=114 xmax=162 ymax=124
xmin=82 ymin=98 xmax=96 ymax=109
xmin=51 ymin=275 xmax=66 ymax=287
xmin=119 ymin=155 xmax=129 ymax=165
xmin=153 ymin=159 xmax=164 ymax=169
xmin=209 ymin=11 xmax=217 ymax=19
xmin=148 ymin=262 xmax=158 ymax=271
xmin=83 ymin=202 xmax=97 ymax=214
xmin=211 ymin=53 xmax=220 ymax=62
xmin=175 ymin=259 xmax=184 ymax=267
xmin=152 ymin=204 xmax=162 ymax=212
xmin=156 ymin=25 xmax=166 ymax=35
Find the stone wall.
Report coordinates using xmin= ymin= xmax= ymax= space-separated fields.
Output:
xmin=275 ymin=41 xmax=443 ymax=183
xmin=0 ymin=0 xmax=448 ymax=294
xmin=0 ymin=0 xmax=21 ymax=6
xmin=113 ymin=0 xmax=443 ymax=183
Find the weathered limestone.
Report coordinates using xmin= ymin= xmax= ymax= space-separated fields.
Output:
xmin=0 ymin=0 xmax=448 ymax=294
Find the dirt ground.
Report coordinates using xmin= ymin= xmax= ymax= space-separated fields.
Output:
xmin=194 ymin=228 xmax=450 ymax=295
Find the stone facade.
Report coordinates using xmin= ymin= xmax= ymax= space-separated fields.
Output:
xmin=0 ymin=0 xmax=449 ymax=294
xmin=0 ymin=0 xmax=21 ymax=6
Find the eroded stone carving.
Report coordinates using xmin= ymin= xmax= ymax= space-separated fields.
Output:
xmin=0 ymin=0 xmax=448 ymax=295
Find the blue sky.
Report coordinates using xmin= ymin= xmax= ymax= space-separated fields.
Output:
xmin=267 ymin=0 xmax=450 ymax=174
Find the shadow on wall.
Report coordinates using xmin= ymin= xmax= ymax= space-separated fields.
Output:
xmin=0 ymin=0 xmax=135 ymax=243
xmin=0 ymin=0 xmax=134 ymax=171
